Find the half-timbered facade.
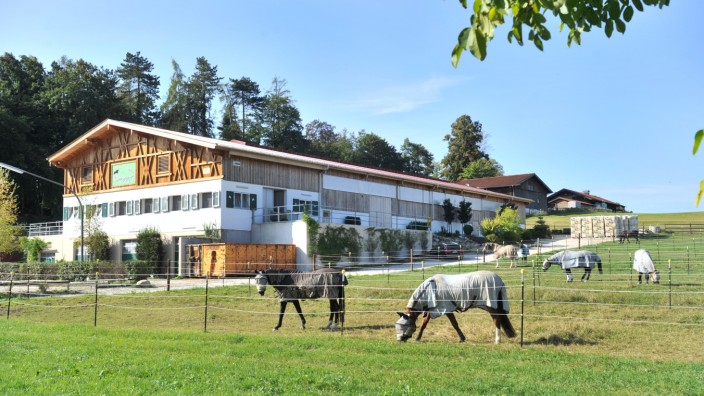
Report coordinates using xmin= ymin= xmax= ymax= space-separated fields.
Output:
xmin=45 ymin=120 xmax=531 ymax=274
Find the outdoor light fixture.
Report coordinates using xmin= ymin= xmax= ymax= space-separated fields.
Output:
xmin=0 ymin=162 xmax=84 ymax=262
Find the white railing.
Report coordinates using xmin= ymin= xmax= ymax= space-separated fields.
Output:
xmin=26 ymin=221 xmax=63 ymax=236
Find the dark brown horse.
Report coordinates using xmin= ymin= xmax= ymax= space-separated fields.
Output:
xmin=255 ymin=268 xmax=347 ymax=331
xmin=395 ymin=271 xmax=516 ymax=343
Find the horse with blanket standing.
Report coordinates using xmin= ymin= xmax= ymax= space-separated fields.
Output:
xmin=255 ymin=268 xmax=347 ymax=331
xmin=542 ymin=250 xmax=603 ymax=282
xmin=394 ymin=271 xmax=516 ymax=343
xmin=633 ymin=249 xmax=660 ymax=284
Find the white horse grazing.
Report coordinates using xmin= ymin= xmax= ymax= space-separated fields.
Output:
xmin=633 ymin=249 xmax=660 ymax=284
xmin=542 ymin=250 xmax=603 ymax=282
xmin=493 ymin=244 xmax=519 ymax=268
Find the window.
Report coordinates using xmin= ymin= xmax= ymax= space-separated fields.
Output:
xmin=213 ymin=191 xmax=220 ymax=208
xmin=201 ymin=192 xmax=213 ymax=209
xmin=82 ymin=166 xmax=92 ymax=184
xmin=40 ymin=252 xmax=56 ymax=263
xmin=117 ymin=201 xmax=127 ymax=216
xmin=122 ymin=240 xmax=137 ymax=261
xmin=190 ymin=194 xmax=199 ymax=210
xmin=293 ymin=199 xmax=319 ymax=216
xmin=143 ymin=198 xmax=153 ymax=214
xmin=157 ymin=154 xmax=169 ymax=174
xmin=160 ymin=197 xmax=169 ymax=213
xmin=171 ymin=195 xmax=182 ymax=212
xmin=226 ymin=192 xmax=256 ymax=209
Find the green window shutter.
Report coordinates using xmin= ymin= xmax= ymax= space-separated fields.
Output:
xmin=63 ymin=207 xmax=69 ymax=221
xmin=101 ymin=203 xmax=108 ymax=218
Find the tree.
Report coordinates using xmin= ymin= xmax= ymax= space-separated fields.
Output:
xmin=451 ymin=0 xmax=671 ymax=66
xmin=351 ymin=131 xmax=403 ymax=171
xmin=400 ymin=138 xmax=435 ymax=177
xmin=116 ymin=51 xmax=160 ymax=126
xmin=258 ymin=77 xmax=307 ymax=152
xmin=136 ymin=227 xmax=163 ymax=274
xmin=457 ymin=200 xmax=473 ymax=235
xmin=186 ymin=57 xmax=221 ymax=137
xmin=160 ymin=60 xmax=189 ymax=132
xmin=694 ymin=130 xmax=704 ymax=206
xmin=459 ymin=158 xmax=504 ymax=179
xmin=227 ymin=77 xmax=263 ymax=143
xmin=19 ymin=237 xmax=49 ymax=262
xmin=306 ymin=119 xmax=339 ymax=156
xmin=480 ymin=206 xmax=523 ymax=244
xmin=0 ymin=168 xmax=20 ymax=255
xmin=441 ymin=199 xmax=456 ymax=233
xmin=440 ymin=115 xmax=489 ymax=181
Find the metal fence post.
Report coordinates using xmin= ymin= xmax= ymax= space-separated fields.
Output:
xmin=204 ymin=273 xmax=210 ymax=333
xmin=6 ymin=272 xmax=13 ymax=319
xmin=520 ymin=269 xmax=525 ymax=348
xmin=94 ymin=272 xmax=99 ymax=327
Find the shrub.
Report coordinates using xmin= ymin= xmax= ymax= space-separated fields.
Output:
xmin=136 ymin=228 xmax=163 ymax=274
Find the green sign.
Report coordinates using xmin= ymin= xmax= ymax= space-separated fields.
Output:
xmin=111 ymin=161 xmax=136 ymax=187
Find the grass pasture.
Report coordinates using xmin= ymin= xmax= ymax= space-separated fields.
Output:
xmin=1 ymin=230 xmax=704 ymax=394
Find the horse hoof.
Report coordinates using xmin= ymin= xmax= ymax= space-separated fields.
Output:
xmin=272 ymin=328 xmax=279 ymax=332
xmin=459 ymin=338 xmax=466 ymax=343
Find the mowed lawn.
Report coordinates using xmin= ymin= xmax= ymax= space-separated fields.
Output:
xmin=2 ymin=214 xmax=704 ymax=394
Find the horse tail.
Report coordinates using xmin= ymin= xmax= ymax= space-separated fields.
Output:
xmin=497 ymin=287 xmax=516 ymax=338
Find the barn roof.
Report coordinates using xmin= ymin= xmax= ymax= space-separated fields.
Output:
xmin=48 ymin=119 xmax=532 ymax=204
xmin=457 ymin=173 xmax=552 ymax=192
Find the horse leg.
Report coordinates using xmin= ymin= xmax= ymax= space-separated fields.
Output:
xmin=445 ymin=313 xmax=466 ymax=343
xmin=415 ymin=312 xmax=432 ymax=341
xmin=491 ymin=314 xmax=502 ymax=344
xmin=274 ymin=301 xmax=287 ymax=331
xmin=291 ymin=300 xmax=306 ymax=329
xmin=565 ymin=268 xmax=573 ymax=282
xmin=582 ymin=268 xmax=591 ymax=282
xmin=326 ymin=299 xmax=337 ymax=330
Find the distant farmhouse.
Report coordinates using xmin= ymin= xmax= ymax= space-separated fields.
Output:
xmin=457 ymin=173 xmax=552 ymax=214
xmin=547 ymin=189 xmax=625 ymax=212
xmin=33 ymin=120 xmax=530 ymax=274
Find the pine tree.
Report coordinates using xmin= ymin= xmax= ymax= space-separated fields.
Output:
xmin=116 ymin=52 xmax=160 ymax=125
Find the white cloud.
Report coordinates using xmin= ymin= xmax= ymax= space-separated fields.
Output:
xmin=346 ymin=75 xmax=468 ymax=115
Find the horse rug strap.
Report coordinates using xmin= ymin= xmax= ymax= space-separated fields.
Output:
xmin=633 ymin=249 xmax=656 ymax=273
xmin=277 ymin=272 xmax=342 ymax=301
xmin=549 ymin=250 xmax=601 ymax=269
xmin=407 ymin=271 xmax=508 ymax=319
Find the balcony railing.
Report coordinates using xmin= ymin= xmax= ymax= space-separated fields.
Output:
xmin=26 ymin=221 xmax=63 ymax=236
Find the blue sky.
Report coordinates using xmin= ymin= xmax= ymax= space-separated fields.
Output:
xmin=2 ymin=1 xmax=702 ymax=214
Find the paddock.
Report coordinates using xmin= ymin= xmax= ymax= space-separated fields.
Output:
xmin=1 ymin=231 xmax=703 ymax=361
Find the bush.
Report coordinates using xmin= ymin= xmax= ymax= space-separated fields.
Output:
xmin=463 ymin=224 xmax=474 ymax=236
xmin=126 ymin=260 xmax=151 ymax=281
xmin=136 ymin=228 xmax=164 ymax=274
xmin=57 ymin=261 xmax=98 ymax=281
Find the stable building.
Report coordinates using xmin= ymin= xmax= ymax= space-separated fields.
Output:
xmin=41 ymin=119 xmax=530 ymax=275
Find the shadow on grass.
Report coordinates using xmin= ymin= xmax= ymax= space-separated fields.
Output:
xmin=529 ymin=332 xmax=598 ymax=346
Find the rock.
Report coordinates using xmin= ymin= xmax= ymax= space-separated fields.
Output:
xmin=136 ymin=279 xmax=152 ymax=288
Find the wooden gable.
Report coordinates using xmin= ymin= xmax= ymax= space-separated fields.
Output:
xmin=53 ymin=124 xmax=223 ymax=194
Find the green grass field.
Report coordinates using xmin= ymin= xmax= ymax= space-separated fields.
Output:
xmin=526 ymin=210 xmax=704 ymax=231
xmin=2 ymin=215 xmax=704 ymax=394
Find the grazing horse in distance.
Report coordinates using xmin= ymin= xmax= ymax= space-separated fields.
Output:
xmin=542 ymin=250 xmax=603 ymax=282
xmin=394 ymin=271 xmax=516 ymax=343
xmin=633 ymin=249 xmax=660 ymax=284
xmin=482 ymin=243 xmax=519 ymax=268
xmin=619 ymin=230 xmax=640 ymax=244
xmin=255 ymin=268 xmax=347 ymax=331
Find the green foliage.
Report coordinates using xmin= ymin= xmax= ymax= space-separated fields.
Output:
xmin=0 ymin=168 xmax=20 ymax=254
xmin=126 ymin=260 xmax=151 ymax=281
xmin=530 ymin=216 xmax=552 ymax=239
xmin=459 ymin=158 xmax=504 ymax=179
xmin=86 ymin=230 xmax=110 ymax=261
xmin=480 ymin=206 xmax=523 ymax=243
xmin=364 ymin=227 xmax=380 ymax=256
xmin=302 ymin=212 xmax=320 ymax=256
xmin=317 ymin=225 xmax=362 ymax=262
xmin=402 ymin=231 xmax=416 ymax=255
xmin=463 ymin=224 xmax=474 ymax=236
xmin=400 ymin=138 xmax=435 ymax=177
xmin=116 ymin=51 xmax=160 ymax=126
xmin=440 ymin=115 xmax=490 ymax=181
xmin=441 ymin=199 xmax=456 ymax=232
xmin=695 ymin=129 xmax=704 ymax=206
xmin=202 ymin=222 xmax=221 ymax=241
xmin=378 ymin=229 xmax=402 ymax=258
xmin=136 ymin=228 xmax=163 ymax=272
xmin=19 ymin=237 xmax=49 ymax=262
xmin=457 ymin=200 xmax=473 ymax=234
xmin=452 ymin=0 xmax=671 ymax=66
xmin=57 ymin=260 xmax=97 ymax=281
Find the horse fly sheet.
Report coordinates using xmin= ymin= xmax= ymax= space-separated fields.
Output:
xmin=544 ymin=250 xmax=602 ymax=269
xmin=633 ymin=249 xmax=656 ymax=274
xmin=270 ymin=270 xmax=344 ymax=302
xmin=406 ymin=271 xmax=509 ymax=319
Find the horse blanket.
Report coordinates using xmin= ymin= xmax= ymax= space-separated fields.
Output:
xmin=406 ymin=271 xmax=509 ymax=319
xmin=518 ymin=244 xmax=530 ymax=258
xmin=268 ymin=271 xmax=345 ymax=302
xmin=544 ymin=250 xmax=602 ymax=269
xmin=633 ymin=249 xmax=656 ymax=273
